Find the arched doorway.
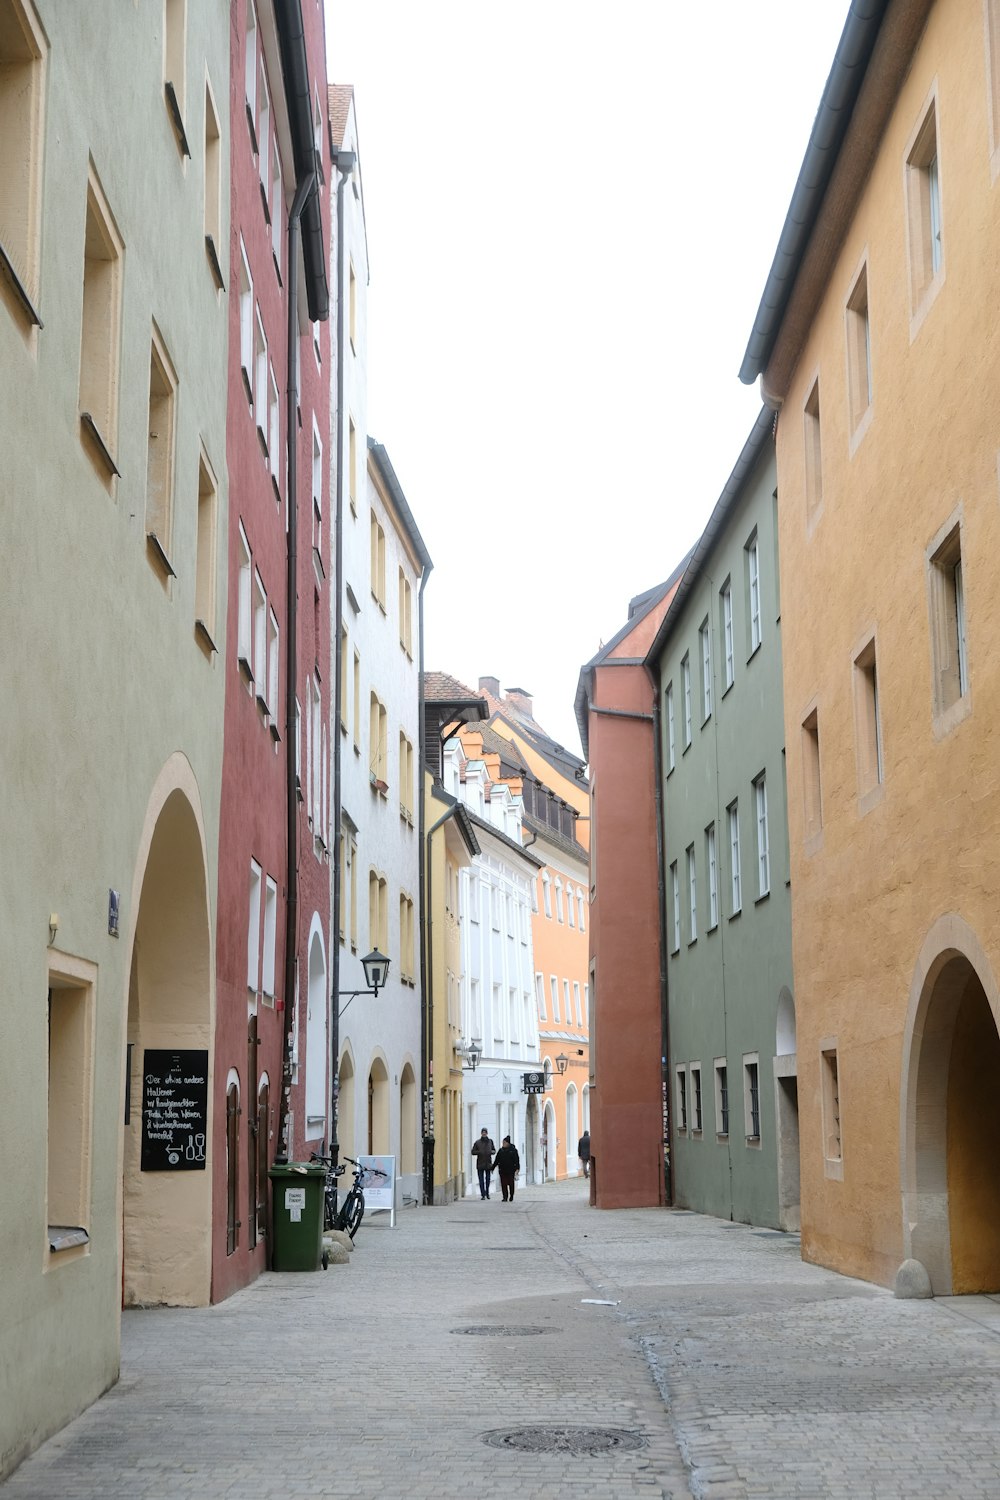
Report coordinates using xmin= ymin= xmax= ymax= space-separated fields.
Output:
xmin=338 ymin=1048 xmax=356 ymax=1160
xmin=123 ymin=778 xmax=213 ymax=1307
xmin=902 ymin=918 xmax=1000 ymax=1294
xmin=774 ymin=986 xmax=800 ymax=1231
xmin=400 ymin=1063 xmax=417 ymax=1173
xmin=525 ymin=1095 xmax=538 ymax=1183
xmin=565 ymin=1084 xmax=578 ymax=1176
xmin=542 ymin=1100 xmax=556 ymax=1181
xmin=367 ymin=1055 xmax=389 ymax=1154
xmin=304 ymin=923 xmax=327 ymax=1144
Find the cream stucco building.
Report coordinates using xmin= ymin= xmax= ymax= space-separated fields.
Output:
xmin=742 ymin=0 xmax=1000 ymax=1292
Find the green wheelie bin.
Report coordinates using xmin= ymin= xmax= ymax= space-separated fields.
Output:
xmin=268 ymin=1160 xmax=326 ymax=1271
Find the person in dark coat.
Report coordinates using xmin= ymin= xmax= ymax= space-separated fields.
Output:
xmin=578 ymin=1130 xmax=591 ymax=1178
xmin=492 ymin=1136 xmax=521 ymax=1202
xmin=471 ymin=1128 xmax=495 ymax=1199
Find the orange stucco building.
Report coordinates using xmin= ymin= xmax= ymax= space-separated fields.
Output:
xmin=742 ymin=0 xmax=1000 ymax=1292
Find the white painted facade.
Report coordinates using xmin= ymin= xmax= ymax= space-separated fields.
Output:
xmin=329 ymin=91 xmax=424 ymax=1208
xmin=443 ymin=744 xmax=545 ymax=1189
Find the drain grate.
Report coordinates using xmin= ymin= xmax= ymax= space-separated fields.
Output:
xmin=452 ymin=1325 xmax=548 ymax=1337
xmin=483 ymin=1425 xmax=646 ymax=1455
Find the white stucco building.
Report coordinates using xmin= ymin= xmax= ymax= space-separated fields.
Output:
xmin=442 ymin=737 xmax=546 ymax=1189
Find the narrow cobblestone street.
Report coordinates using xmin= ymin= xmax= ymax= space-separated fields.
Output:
xmin=8 ymin=1180 xmax=1000 ymax=1499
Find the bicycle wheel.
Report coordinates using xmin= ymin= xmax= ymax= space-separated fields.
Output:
xmin=344 ymin=1189 xmax=364 ymax=1240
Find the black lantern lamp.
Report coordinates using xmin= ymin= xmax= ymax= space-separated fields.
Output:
xmin=339 ymin=949 xmax=390 ymax=1016
xmin=555 ymin=1052 xmax=569 ymax=1076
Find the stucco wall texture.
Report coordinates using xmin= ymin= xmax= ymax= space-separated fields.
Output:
xmin=772 ymin=0 xmax=1000 ymax=1290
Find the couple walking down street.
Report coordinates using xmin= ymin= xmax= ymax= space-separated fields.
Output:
xmin=471 ymin=1128 xmax=520 ymax=1201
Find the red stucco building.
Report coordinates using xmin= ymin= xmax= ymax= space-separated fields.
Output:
xmin=575 ymin=559 xmax=688 ymax=1209
xmin=213 ymin=0 xmax=332 ymax=1300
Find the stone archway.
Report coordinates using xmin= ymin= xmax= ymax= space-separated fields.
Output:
xmin=304 ymin=921 xmax=327 ymax=1143
xmin=338 ymin=1047 xmax=356 ymax=1160
xmin=400 ymin=1063 xmax=417 ymax=1174
xmin=368 ymin=1055 xmax=390 ymax=1154
xmin=542 ymin=1100 xmax=557 ymax=1181
xmin=774 ymin=986 xmax=800 ymax=1232
xmin=122 ymin=770 xmax=213 ymax=1307
xmin=901 ymin=916 xmax=1000 ymax=1294
xmin=565 ymin=1083 xmax=579 ymax=1176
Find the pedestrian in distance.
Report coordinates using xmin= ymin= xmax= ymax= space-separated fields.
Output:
xmin=578 ymin=1129 xmax=591 ymax=1178
xmin=471 ymin=1127 xmax=495 ymax=1199
xmin=492 ymin=1136 xmax=521 ymax=1202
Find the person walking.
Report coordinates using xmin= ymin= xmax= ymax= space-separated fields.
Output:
xmin=471 ymin=1128 xmax=495 ymax=1199
xmin=492 ymin=1136 xmax=520 ymax=1202
xmin=578 ymin=1129 xmax=591 ymax=1178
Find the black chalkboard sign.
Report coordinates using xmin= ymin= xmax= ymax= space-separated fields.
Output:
xmin=140 ymin=1049 xmax=209 ymax=1171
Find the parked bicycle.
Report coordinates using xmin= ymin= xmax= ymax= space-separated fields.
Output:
xmin=310 ymin=1152 xmax=366 ymax=1240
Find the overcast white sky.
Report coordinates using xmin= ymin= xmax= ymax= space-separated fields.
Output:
xmin=325 ymin=2 xmax=847 ymax=758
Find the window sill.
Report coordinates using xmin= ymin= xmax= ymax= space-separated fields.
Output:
xmin=164 ymin=81 xmax=191 ymax=158
xmin=205 ymin=234 xmax=226 ymax=292
xmin=707 ymin=921 xmax=718 ymax=934
xmin=269 ymin=722 xmax=281 ymax=743
xmin=682 ymin=741 xmax=692 ymax=756
xmin=746 ymin=642 xmax=762 ymax=665
xmin=259 ymin=179 xmax=271 ymax=226
xmin=245 ymin=100 xmax=258 ymax=156
xmin=241 ymin=366 xmax=253 ymax=406
xmin=932 ymin=692 xmax=971 ymax=743
xmin=0 ymin=240 xmax=43 ymax=328
xmin=745 ymin=1134 xmax=761 ymax=1148
xmin=238 ymin=654 xmax=254 ymax=687
xmin=721 ymin=679 xmax=734 ymax=699
xmin=824 ymin=1156 xmax=845 ymax=1182
xmin=255 ymin=690 xmax=269 ymax=717
xmin=754 ymin=890 xmax=770 ymax=907
xmin=728 ymin=909 xmax=742 ymax=923
xmin=670 ymin=946 xmax=680 ymax=958
xmin=715 ymin=1133 xmax=729 ymax=1144
xmin=272 ymin=474 xmax=282 ymax=507
xmin=272 ymin=250 xmax=282 ymax=288
xmin=257 ymin=423 xmax=268 ymax=459
xmin=687 ymin=937 xmax=698 ymax=948
xmin=48 ymin=1225 xmax=89 ymax=1253
xmin=701 ymin=713 xmax=712 ymax=729
xmin=857 ymin=781 xmax=885 ymax=819
xmin=312 ymin=545 xmax=325 ymax=587
xmin=80 ymin=412 xmax=120 ymax=480
xmin=146 ymin=531 xmax=176 ymax=579
xmin=194 ymin=618 xmax=218 ymax=655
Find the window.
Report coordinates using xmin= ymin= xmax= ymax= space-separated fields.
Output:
xmin=268 ymin=367 xmax=280 ymax=485
xmin=927 ymin=522 xmax=969 ymax=724
xmin=699 ymin=619 xmax=712 ymax=721
xmin=163 ymin=0 xmax=188 ymax=153
xmin=690 ymin=1065 xmax=702 ymax=1132
xmin=244 ymin=0 xmax=258 ymax=139
xmin=369 ymin=692 xmax=387 ymax=785
xmin=720 ymin=580 xmax=734 ymax=690
xmin=399 ymin=733 xmax=414 ymax=821
xmin=706 ymin=823 xmax=718 ymax=929
xmin=714 ymin=1061 xmax=729 ymax=1138
xmin=542 ymin=872 xmax=552 ymax=919
xmin=728 ymin=801 xmax=742 ymax=915
xmin=195 ymin=448 xmax=218 ymax=649
xmin=578 ymin=889 xmax=586 ymax=933
xmin=853 ymin=637 xmax=884 ymax=800
xmin=905 ymin=96 xmax=943 ymax=315
xmin=370 ymin=513 xmax=386 ymax=607
xmin=573 ymin=981 xmax=582 ymax=1025
xmin=399 ymin=894 xmax=414 ymax=982
xmin=675 ymin=1067 xmax=688 ymax=1134
xmin=254 ymin=308 xmax=267 ymax=442
xmin=79 ymin=168 xmax=124 ymax=478
xmin=536 ymin=972 xmax=546 ymax=1021
xmin=349 ymin=258 xmax=357 ymax=349
xmin=669 ymin=860 xmax=680 ymax=954
xmin=46 ymin=960 xmax=95 ymax=1256
xmin=563 ymin=979 xmax=571 ymax=1024
xmin=567 ymin=887 xmax=576 ymax=928
xmin=238 ymin=240 xmax=253 ymax=396
xmin=269 ymin=141 xmax=283 ymax=277
xmin=988 ymin=0 xmax=1000 ymax=173
xmin=252 ymin=570 xmax=266 ymax=705
xmin=802 ymin=709 xmax=822 ymax=843
xmin=686 ymin=844 xmax=697 ymax=942
xmin=555 ymin=879 xmax=564 ymax=924
xmin=665 ymin=682 xmax=675 ymax=771
xmin=349 ymin=417 xmax=357 ymax=513
xmin=266 ymin=609 xmax=279 ymax=717
xmin=550 ymin=975 xmax=560 ymax=1023
xmin=804 ymin=379 xmax=823 ymax=523
xmin=743 ymin=1056 xmax=760 ymax=1143
xmin=399 ymin=569 xmax=413 ymax=655
xmin=754 ymin=774 xmax=770 ymax=898
xmin=203 ymin=81 xmax=224 ymax=287
xmin=312 ymin=421 xmax=323 ymax=557
xmin=237 ymin=523 xmax=252 ymax=676
xmin=746 ymin=532 xmax=761 ymax=654
xmin=145 ymin=326 xmax=178 ymax=573
xmin=368 ymin=870 xmax=388 ymax=952
xmin=681 ymin=654 xmax=692 ymax=748
xmin=257 ymin=65 xmax=270 ymax=195
xmin=822 ymin=1046 xmax=842 ymax=1163
xmin=0 ymin=0 xmax=47 ymax=325
xmin=311 ymin=673 xmax=322 ymax=828
xmin=846 ymin=260 xmax=872 ymax=436
xmin=261 ymin=876 xmax=277 ymax=999
xmin=247 ymin=860 xmax=262 ymax=991
xmin=352 ymin=650 xmax=361 ymax=750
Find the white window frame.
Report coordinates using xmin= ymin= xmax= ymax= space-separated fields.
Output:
xmin=261 ymin=876 xmax=277 ymax=998
xmin=754 ymin=773 xmax=770 ymax=898
xmin=247 ymin=859 xmax=262 ymax=992
xmin=666 ymin=682 xmax=675 ymax=771
xmin=669 ymin=861 xmax=680 ymax=954
xmin=721 ymin=580 xmax=734 ymax=690
xmin=728 ymin=801 xmax=742 ymax=915
xmin=682 ymin=654 xmax=692 ymax=748
xmin=687 ymin=844 xmax=697 ymax=943
xmin=700 ymin=618 xmax=712 ymax=721
xmin=706 ymin=822 xmax=718 ymax=930
xmin=748 ymin=535 xmax=761 ymax=653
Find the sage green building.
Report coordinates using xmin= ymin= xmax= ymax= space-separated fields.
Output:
xmin=647 ymin=412 xmax=799 ymax=1231
xmin=2 ymin=1 xmax=229 ymax=1476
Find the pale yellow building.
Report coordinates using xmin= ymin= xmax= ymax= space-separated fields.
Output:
xmin=742 ymin=0 xmax=1000 ymax=1292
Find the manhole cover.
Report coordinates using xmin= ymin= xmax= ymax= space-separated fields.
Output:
xmin=452 ymin=1325 xmax=548 ymax=1337
xmin=482 ymin=1426 xmax=646 ymax=1455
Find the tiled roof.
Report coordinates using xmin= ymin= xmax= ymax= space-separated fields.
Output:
xmin=475 ymin=723 xmax=531 ymax=772
xmin=467 ymin=810 xmax=545 ymax=869
xmin=328 ymin=84 xmax=353 ymax=149
xmin=522 ymin=812 xmax=589 ymax=868
xmin=423 ymin=670 xmax=482 ymax=703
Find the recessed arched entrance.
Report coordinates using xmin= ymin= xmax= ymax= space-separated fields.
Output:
xmin=400 ymin=1063 xmax=417 ymax=1173
xmin=902 ymin=916 xmax=1000 ymax=1294
xmin=304 ymin=922 xmax=328 ymax=1144
xmin=122 ymin=769 xmax=213 ymax=1307
xmin=338 ymin=1047 xmax=356 ymax=1160
xmin=565 ymin=1083 xmax=579 ymax=1176
xmin=774 ymin=986 xmax=800 ymax=1232
xmin=525 ymin=1095 xmax=538 ymax=1183
xmin=367 ymin=1055 xmax=389 ymax=1154
xmin=542 ymin=1099 xmax=556 ymax=1181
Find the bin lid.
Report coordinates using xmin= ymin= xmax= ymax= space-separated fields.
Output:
xmin=267 ymin=1160 xmax=327 ymax=1179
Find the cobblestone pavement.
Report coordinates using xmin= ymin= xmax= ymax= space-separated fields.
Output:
xmin=7 ymin=1182 xmax=1000 ymax=1498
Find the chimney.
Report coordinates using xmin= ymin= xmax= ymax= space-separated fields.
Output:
xmin=505 ymin=686 xmax=533 ymax=718
xmin=479 ymin=675 xmax=500 ymax=699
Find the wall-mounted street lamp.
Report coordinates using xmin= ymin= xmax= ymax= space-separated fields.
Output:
xmin=555 ymin=1053 xmax=569 ymax=1076
xmin=338 ymin=948 xmax=390 ymax=1017
xmin=460 ymin=1038 xmax=483 ymax=1072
